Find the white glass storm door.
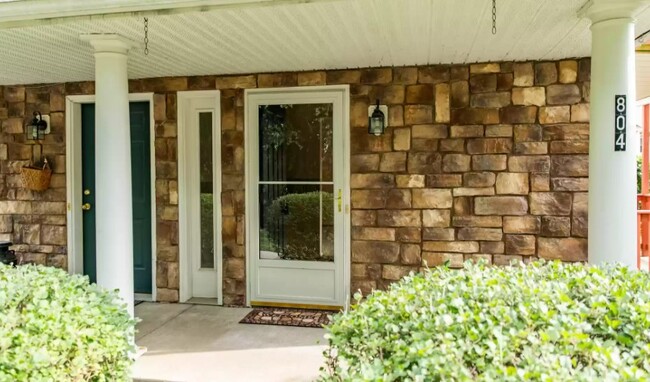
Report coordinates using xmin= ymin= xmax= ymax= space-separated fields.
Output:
xmin=184 ymin=96 xmax=221 ymax=299
xmin=247 ymin=87 xmax=348 ymax=308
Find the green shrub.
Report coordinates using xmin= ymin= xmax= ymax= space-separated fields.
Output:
xmin=0 ymin=264 xmax=137 ymax=381
xmin=265 ymin=191 xmax=334 ymax=261
xmin=321 ymin=261 xmax=650 ymax=381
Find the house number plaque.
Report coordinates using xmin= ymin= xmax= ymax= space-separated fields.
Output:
xmin=614 ymin=95 xmax=627 ymax=152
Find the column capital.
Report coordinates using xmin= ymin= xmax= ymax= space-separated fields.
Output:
xmin=80 ymin=33 xmax=134 ymax=54
xmin=579 ymin=0 xmax=650 ymax=24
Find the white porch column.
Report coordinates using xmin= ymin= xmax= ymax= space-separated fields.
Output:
xmin=583 ymin=0 xmax=648 ymax=267
xmin=81 ymin=34 xmax=135 ymax=316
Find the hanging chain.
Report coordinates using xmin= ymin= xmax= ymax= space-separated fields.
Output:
xmin=491 ymin=0 xmax=497 ymax=35
xmin=144 ymin=17 xmax=149 ymax=56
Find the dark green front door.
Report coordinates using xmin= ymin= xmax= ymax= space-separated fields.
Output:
xmin=81 ymin=102 xmax=153 ymax=294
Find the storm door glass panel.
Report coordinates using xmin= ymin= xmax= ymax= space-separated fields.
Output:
xmin=258 ymin=104 xmax=334 ymax=262
xmin=199 ymin=112 xmax=214 ymax=269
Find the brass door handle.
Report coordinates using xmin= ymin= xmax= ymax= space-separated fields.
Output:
xmin=81 ymin=203 xmax=91 ymax=211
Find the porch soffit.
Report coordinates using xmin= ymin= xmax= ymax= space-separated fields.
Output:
xmin=0 ymin=0 xmax=649 ymax=86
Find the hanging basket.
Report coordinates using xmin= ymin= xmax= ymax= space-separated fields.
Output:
xmin=21 ymin=161 xmax=52 ymax=192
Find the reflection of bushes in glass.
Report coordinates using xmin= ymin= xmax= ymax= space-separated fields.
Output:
xmin=200 ymin=193 xmax=214 ymax=268
xmin=265 ymin=191 xmax=334 ymax=261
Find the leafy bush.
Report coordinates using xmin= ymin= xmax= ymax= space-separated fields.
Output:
xmin=265 ymin=191 xmax=334 ymax=261
xmin=321 ymin=261 xmax=650 ymax=381
xmin=0 ymin=264 xmax=137 ymax=381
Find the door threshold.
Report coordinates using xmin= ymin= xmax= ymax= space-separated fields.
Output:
xmin=187 ymin=297 xmax=220 ymax=306
xmin=135 ymin=293 xmax=153 ymax=302
xmin=250 ymin=301 xmax=342 ymax=311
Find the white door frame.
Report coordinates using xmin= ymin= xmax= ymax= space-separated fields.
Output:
xmin=177 ymin=90 xmax=223 ymax=303
xmin=244 ymin=85 xmax=351 ymax=308
xmin=65 ymin=93 xmax=158 ymax=301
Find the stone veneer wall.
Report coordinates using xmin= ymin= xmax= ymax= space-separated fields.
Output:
xmin=0 ymin=58 xmax=590 ymax=304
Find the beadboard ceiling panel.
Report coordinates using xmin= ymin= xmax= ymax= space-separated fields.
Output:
xmin=0 ymin=0 xmax=649 ymax=86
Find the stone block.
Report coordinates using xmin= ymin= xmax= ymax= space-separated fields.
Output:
xmin=458 ymin=228 xmax=502 ymax=241
xmin=572 ymin=192 xmax=588 ymax=237
xmin=514 ymin=63 xmax=534 ymax=87
xmin=538 ymin=237 xmax=587 ymax=262
xmin=469 ymin=74 xmax=497 ymax=93
xmin=351 ymin=174 xmax=394 ymax=189
xmin=505 ymin=235 xmax=536 ymax=255
xmin=493 ymin=254 xmax=523 ymax=265
xmin=452 ymin=216 xmax=502 ymax=228
xmin=412 ymin=189 xmax=453 ymax=208
xmin=559 ymin=60 xmax=578 ymax=83
xmin=405 ymin=85 xmax=433 ymax=104
xmin=397 ymin=227 xmax=422 ymax=243
xmin=396 ymin=174 xmax=425 ymax=188
xmin=470 ymin=63 xmax=500 ymax=74
xmin=351 ymin=154 xmax=380 ymax=172
xmin=541 ymin=216 xmax=571 ymax=237
xmin=471 ymin=92 xmax=511 ymax=109
xmin=549 ymin=141 xmax=589 ymax=154
xmin=351 ymin=190 xmax=388 ymax=209
xmin=442 ymin=154 xmax=471 ymax=172
xmin=514 ymin=142 xmax=548 ymax=155
xmin=497 ymin=73 xmax=514 ymax=91
xmin=41 ymin=225 xmax=66 ymax=245
xmin=389 ymin=105 xmax=404 ymax=127
xmin=542 ymin=124 xmax=589 ymax=141
xmin=423 ymin=209 xmax=451 ymax=227
xmin=408 ymin=152 xmax=442 ymax=174
xmin=503 ymin=216 xmax=541 ymax=234
xmin=539 ymin=106 xmax=570 ymax=124
xmin=2 ymin=118 xmax=23 ymax=134
xmin=439 ymin=139 xmax=465 ymax=152
xmin=352 ymin=227 xmax=396 ymax=241
xmin=258 ymin=73 xmax=297 ymax=87
xmin=297 ymin=71 xmax=326 ymax=86
xmin=547 ymin=84 xmax=581 ymax=105
xmin=454 ymin=197 xmax=472 ymax=216
xmin=570 ymin=104 xmax=590 ymax=122
xmin=377 ymin=210 xmax=421 ymax=227
xmin=508 ymin=156 xmax=550 ymax=173
xmin=514 ymin=124 xmax=543 ymax=142
xmin=215 ymin=75 xmax=257 ymax=89
xmin=379 ymin=152 xmax=407 ymax=172
xmin=427 ymin=174 xmax=462 ymax=188
xmin=551 ymin=177 xmax=588 ymax=191
xmin=412 ymin=124 xmax=447 ymax=139
xmin=450 ymin=125 xmax=483 ymax=138
xmin=435 ymin=84 xmax=450 ymax=123
xmin=422 ymin=252 xmax=463 ymax=268
xmin=423 ymin=241 xmax=479 ymax=253
xmin=383 ymin=85 xmax=406 ymax=104
xmin=422 ymin=228 xmax=455 ymax=241
xmin=352 ymin=241 xmax=400 ymax=263
xmin=452 ymin=187 xmax=495 ymax=196
xmin=452 ymin=108 xmax=499 ymax=125
xmin=418 ymin=66 xmax=449 ymax=84
xmin=500 ymin=106 xmax=537 ymax=124
xmin=512 ymin=87 xmax=545 ymax=106
xmin=386 ymin=189 xmax=412 ymax=209
xmin=401 ymin=244 xmax=422 ymax=265
xmin=351 ymin=210 xmax=376 ymax=226
xmin=529 ymin=192 xmax=572 ymax=216
xmin=474 ymin=196 xmax=528 ymax=215
xmin=382 ymin=265 xmax=415 ymax=281
xmin=467 ymin=138 xmax=512 ymax=154
xmin=550 ymin=155 xmax=588 ymax=177
xmin=496 ymin=173 xmax=529 ymax=195
xmin=463 ymin=172 xmax=496 ymax=187
xmin=405 ymin=105 xmax=433 ymax=125
xmin=535 ymin=62 xmax=557 ymax=85
xmin=451 ymin=81 xmax=469 ymax=108
xmin=485 ymin=125 xmax=513 ymax=137
xmin=327 ymin=70 xmax=361 ymax=84
xmin=472 ymin=155 xmax=507 ymax=171
xmin=450 ymin=66 xmax=469 ymax=81
xmin=393 ymin=67 xmax=418 ymax=84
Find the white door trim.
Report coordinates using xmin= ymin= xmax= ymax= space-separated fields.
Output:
xmin=244 ymin=85 xmax=351 ymax=307
xmin=65 ymin=93 xmax=158 ymax=302
xmin=177 ymin=90 xmax=223 ymax=303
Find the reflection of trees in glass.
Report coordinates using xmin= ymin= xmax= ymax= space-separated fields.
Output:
xmin=259 ymin=104 xmax=333 ymax=156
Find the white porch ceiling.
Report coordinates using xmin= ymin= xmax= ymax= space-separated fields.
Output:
xmin=0 ymin=0 xmax=649 ymax=88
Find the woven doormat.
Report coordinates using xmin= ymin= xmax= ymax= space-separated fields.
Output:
xmin=239 ymin=307 xmax=337 ymax=328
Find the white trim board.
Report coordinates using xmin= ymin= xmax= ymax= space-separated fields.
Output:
xmin=244 ymin=85 xmax=351 ymax=308
xmin=177 ymin=90 xmax=223 ymax=304
xmin=65 ymin=93 xmax=158 ymax=301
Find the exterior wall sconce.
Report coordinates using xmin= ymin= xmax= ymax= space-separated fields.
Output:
xmin=368 ymin=99 xmax=388 ymax=136
xmin=26 ymin=111 xmax=50 ymax=141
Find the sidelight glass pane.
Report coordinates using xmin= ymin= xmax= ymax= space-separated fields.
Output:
xmin=258 ymin=184 xmax=334 ymax=262
xmin=259 ymin=103 xmax=333 ymax=182
xmin=199 ymin=112 xmax=214 ymax=269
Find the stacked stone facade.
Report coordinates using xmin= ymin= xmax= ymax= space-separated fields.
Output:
xmin=0 ymin=58 xmax=590 ymax=304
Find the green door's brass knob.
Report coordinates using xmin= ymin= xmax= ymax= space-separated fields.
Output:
xmin=81 ymin=203 xmax=91 ymax=211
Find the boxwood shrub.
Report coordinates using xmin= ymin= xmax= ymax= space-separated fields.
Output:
xmin=321 ymin=261 xmax=650 ymax=381
xmin=0 ymin=264 xmax=137 ymax=381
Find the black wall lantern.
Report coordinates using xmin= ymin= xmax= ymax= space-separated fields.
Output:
xmin=368 ymin=99 xmax=386 ymax=136
xmin=26 ymin=111 xmax=49 ymax=141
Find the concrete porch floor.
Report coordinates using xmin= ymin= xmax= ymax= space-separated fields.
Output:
xmin=132 ymin=303 xmax=327 ymax=382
